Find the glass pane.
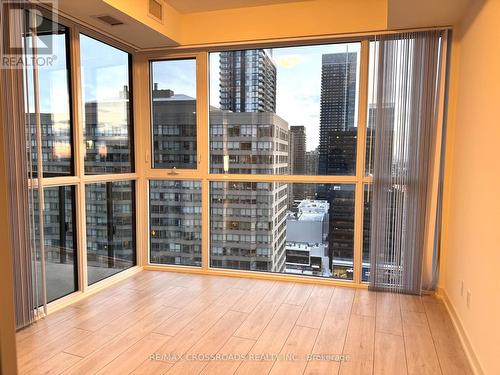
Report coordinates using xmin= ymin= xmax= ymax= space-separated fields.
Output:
xmin=151 ymin=59 xmax=197 ymax=169
xmin=210 ymin=182 xmax=355 ymax=279
xmin=149 ymin=180 xmax=201 ymax=266
xmin=209 ymin=43 xmax=360 ymax=175
xmin=33 ymin=186 xmax=77 ymax=303
xmin=80 ymin=34 xmax=133 ymax=174
xmin=86 ymin=181 xmax=135 ymax=285
xmin=25 ymin=17 xmax=73 ymax=177
xmin=362 ymin=184 xmax=372 ymax=282
xmin=366 ymin=41 xmax=395 ymax=175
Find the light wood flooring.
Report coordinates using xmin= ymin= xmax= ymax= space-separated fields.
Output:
xmin=16 ymin=271 xmax=473 ymax=375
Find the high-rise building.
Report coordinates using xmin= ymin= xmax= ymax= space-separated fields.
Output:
xmin=150 ymin=180 xmax=202 ymax=267
xmin=219 ymin=49 xmax=277 ymax=113
xmin=318 ymin=52 xmax=358 ymax=176
xmin=151 ymin=87 xmax=197 ymax=169
xmin=305 ymin=149 xmax=319 ymax=176
xmin=209 ymin=111 xmax=289 ymax=174
xmin=210 ymin=50 xmax=287 ymax=273
xmin=290 ymin=126 xmax=306 ymax=175
xmin=315 ymin=52 xmax=358 ymax=278
xmin=209 ymin=109 xmax=289 ymax=272
xmin=289 ymin=125 xmax=306 ymax=205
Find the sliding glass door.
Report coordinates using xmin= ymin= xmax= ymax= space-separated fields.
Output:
xmin=24 ymin=9 xmax=137 ymax=309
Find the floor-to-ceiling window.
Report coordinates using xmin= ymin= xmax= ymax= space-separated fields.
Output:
xmin=25 ymin=9 xmax=445 ymax=307
xmin=144 ymin=42 xmax=374 ymax=284
xmin=25 ymin=11 xmax=137 ymax=306
xmin=25 ymin=15 xmax=78 ymax=303
xmin=80 ymin=35 xmax=136 ymax=285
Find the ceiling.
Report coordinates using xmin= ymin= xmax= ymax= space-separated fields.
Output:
xmin=165 ymin=0 xmax=311 ymax=14
xmin=58 ymin=0 xmax=178 ymax=49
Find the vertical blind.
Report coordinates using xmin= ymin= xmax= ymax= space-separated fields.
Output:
xmin=1 ymin=2 xmax=40 ymax=328
xmin=369 ymin=31 xmax=446 ymax=294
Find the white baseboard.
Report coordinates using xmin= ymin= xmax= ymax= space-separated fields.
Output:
xmin=437 ymin=288 xmax=485 ymax=375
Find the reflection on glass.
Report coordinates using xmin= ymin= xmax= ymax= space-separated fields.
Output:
xmin=362 ymin=184 xmax=372 ymax=282
xmin=33 ymin=186 xmax=77 ymax=303
xmin=86 ymin=181 xmax=135 ymax=285
xmin=80 ymin=35 xmax=133 ymax=174
xmin=210 ymin=182 xmax=355 ymax=279
xmin=209 ymin=43 xmax=360 ymax=176
xmin=151 ymin=59 xmax=197 ymax=169
xmin=366 ymin=41 xmax=395 ymax=175
xmin=149 ymin=180 xmax=201 ymax=266
xmin=25 ymin=17 xmax=73 ymax=177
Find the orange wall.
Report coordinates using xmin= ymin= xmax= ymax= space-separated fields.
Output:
xmin=441 ymin=0 xmax=500 ymax=374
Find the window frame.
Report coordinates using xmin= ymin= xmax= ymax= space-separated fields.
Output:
xmin=28 ymin=7 xmax=141 ymax=311
xmin=30 ymin=6 xmax=446 ymax=306
xmin=138 ymin=41 xmax=373 ymax=285
xmin=149 ymin=57 xmax=199 ymax=172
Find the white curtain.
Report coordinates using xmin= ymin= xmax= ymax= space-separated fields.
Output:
xmin=369 ymin=31 xmax=446 ymax=294
xmin=0 ymin=1 xmax=39 ymax=328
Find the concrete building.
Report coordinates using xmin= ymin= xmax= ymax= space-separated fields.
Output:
xmin=210 ymin=109 xmax=289 ymax=272
xmin=149 ymin=180 xmax=202 ymax=266
xmin=209 ymin=110 xmax=289 ymax=175
xmin=285 ymin=200 xmax=331 ymax=277
xmin=151 ymin=88 xmax=197 ymax=169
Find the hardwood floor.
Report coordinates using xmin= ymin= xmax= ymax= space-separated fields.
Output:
xmin=16 ymin=271 xmax=473 ymax=375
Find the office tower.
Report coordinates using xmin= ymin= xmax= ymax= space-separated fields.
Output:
xmin=151 ymin=87 xmax=197 ymax=169
xmin=285 ymin=200 xmax=331 ymax=277
xmin=289 ymin=125 xmax=306 ymax=205
xmin=316 ymin=52 xmax=358 ymax=277
xmin=318 ymin=52 xmax=358 ymax=176
xmin=219 ymin=49 xmax=277 ymax=113
xmin=365 ymin=104 xmax=395 ymax=175
xmin=210 ymin=109 xmax=289 ymax=272
xmin=290 ymin=126 xmax=306 ymax=175
xmin=150 ymin=180 xmax=202 ymax=266
xmin=305 ymin=149 xmax=319 ymax=176
xmin=210 ymin=111 xmax=288 ymax=174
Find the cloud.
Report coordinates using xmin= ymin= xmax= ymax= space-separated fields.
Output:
xmin=273 ymin=54 xmax=304 ymax=69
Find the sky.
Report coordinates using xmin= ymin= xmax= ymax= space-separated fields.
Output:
xmin=32 ymin=36 xmax=362 ymax=152
xmin=151 ymin=43 xmax=362 ymax=152
xmin=210 ymin=43 xmax=361 ymax=151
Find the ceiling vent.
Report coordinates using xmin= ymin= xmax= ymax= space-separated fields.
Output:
xmin=149 ymin=0 xmax=163 ymax=22
xmin=96 ymin=15 xmax=124 ymax=26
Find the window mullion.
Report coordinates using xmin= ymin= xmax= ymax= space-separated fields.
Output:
xmin=197 ymin=52 xmax=210 ymax=270
xmin=133 ymin=54 xmax=148 ymax=267
xmin=69 ymin=26 xmax=88 ymax=292
xmin=353 ymin=39 xmax=370 ymax=284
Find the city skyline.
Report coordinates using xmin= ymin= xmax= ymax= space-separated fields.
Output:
xmin=210 ymin=43 xmax=361 ymax=151
xmin=30 ymin=44 xmax=366 ymax=281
